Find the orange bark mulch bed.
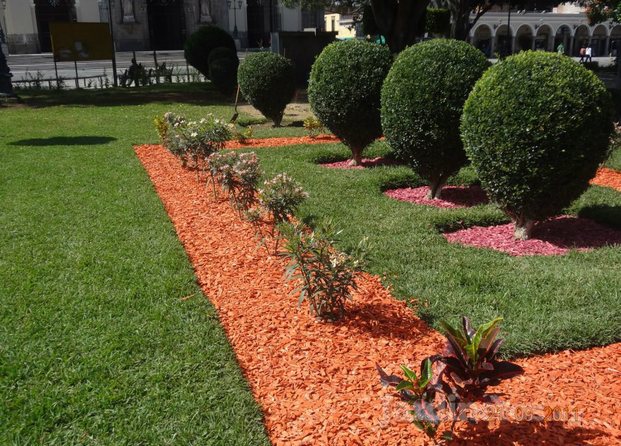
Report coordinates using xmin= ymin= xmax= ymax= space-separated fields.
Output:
xmin=224 ymin=134 xmax=340 ymax=150
xmin=592 ymin=167 xmax=621 ymax=192
xmin=135 ymin=144 xmax=621 ymax=445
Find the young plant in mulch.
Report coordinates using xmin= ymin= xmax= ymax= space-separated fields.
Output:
xmin=377 ymin=316 xmax=524 ymax=443
xmin=281 ymin=220 xmax=369 ymax=321
xmin=155 ymin=112 xmax=231 ymax=173
xmin=258 ymin=173 xmax=308 ymax=253
xmin=303 ymin=116 xmax=325 ymax=139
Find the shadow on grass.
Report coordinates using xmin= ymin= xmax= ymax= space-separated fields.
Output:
xmin=578 ymin=204 xmax=621 ymax=229
xmin=10 ymin=136 xmax=117 ymax=146
xmin=453 ymin=419 xmax=607 ymax=445
xmin=15 ymin=83 xmax=234 ymax=108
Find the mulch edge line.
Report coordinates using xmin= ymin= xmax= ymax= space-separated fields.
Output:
xmin=135 ymin=143 xmax=621 ymax=446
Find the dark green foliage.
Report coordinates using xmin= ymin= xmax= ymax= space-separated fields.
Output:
xmin=425 ymin=8 xmax=450 ymax=35
xmin=381 ymin=39 xmax=489 ymax=197
xmin=208 ymin=46 xmax=239 ymax=95
xmin=461 ymin=51 xmax=614 ymax=238
xmin=184 ymin=25 xmax=236 ymax=78
xmin=237 ymin=52 xmax=296 ymax=126
xmin=308 ymin=40 xmax=392 ymax=164
xmin=362 ymin=4 xmax=380 ymax=36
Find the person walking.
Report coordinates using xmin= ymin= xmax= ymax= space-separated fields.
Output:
xmin=579 ymin=46 xmax=586 ymax=62
xmin=557 ymin=42 xmax=565 ymax=55
xmin=586 ymin=46 xmax=593 ymax=62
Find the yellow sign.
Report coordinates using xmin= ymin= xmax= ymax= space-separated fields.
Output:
xmin=50 ymin=22 xmax=113 ymax=62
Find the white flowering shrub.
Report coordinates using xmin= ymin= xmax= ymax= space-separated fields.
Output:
xmin=281 ymin=220 xmax=369 ymax=321
xmin=156 ymin=112 xmax=231 ymax=168
xmin=258 ymin=173 xmax=308 ymax=224
xmin=206 ymin=151 xmax=262 ymax=213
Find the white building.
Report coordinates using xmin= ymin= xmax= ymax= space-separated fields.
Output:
xmin=0 ymin=0 xmax=321 ymax=54
xmin=470 ymin=5 xmax=621 ymax=57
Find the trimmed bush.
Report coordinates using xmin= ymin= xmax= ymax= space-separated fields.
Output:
xmin=237 ymin=52 xmax=296 ymax=127
xmin=381 ymin=39 xmax=489 ymax=198
xmin=425 ymin=8 xmax=450 ymax=36
xmin=461 ymin=51 xmax=614 ymax=239
xmin=184 ymin=26 xmax=236 ymax=78
xmin=208 ymin=46 xmax=239 ymax=95
xmin=308 ymin=40 xmax=392 ymax=165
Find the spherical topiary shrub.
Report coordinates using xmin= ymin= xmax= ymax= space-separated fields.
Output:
xmin=184 ymin=25 xmax=236 ymax=79
xmin=308 ymin=40 xmax=392 ymax=165
xmin=461 ymin=51 xmax=614 ymax=240
xmin=382 ymin=39 xmax=489 ymax=198
xmin=237 ymin=52 xmax=296 ymax=127
xmin=208 ymin=46 xmax=239 ymax=96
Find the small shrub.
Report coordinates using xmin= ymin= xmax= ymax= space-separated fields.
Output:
xmin=184 ymin=26 xmax=237 ymax=78
xmin=206 ymin=150 xmax=240 ymax=196
xmin=237 ymin=52 xmax=296 ymax=126
xmin=425 ymin=8 xmax=450 ymax=35
xmin=303 ymin=115 xmax=325 ymax=139
xmin=381 ymin=39 xmax=489 ymax=198
xmin=234 ymin=126 xmax=253 ymax=144
xmin=308 ymin=40 xmax=392 ymax=165
xmin=461 ymin=51 xmax=614 ymax=239
xmin=208 ymin=46 xmax=239 ymax=95
xmin=281 ymin=220 xmax=368 ymax=321
xmin=258 ymin=173 xmax=308 ymax=224
xmin=377 ymin=316 xmax=523 ymax=441
xmin=160 ymin=113 xmax=231 ymax=168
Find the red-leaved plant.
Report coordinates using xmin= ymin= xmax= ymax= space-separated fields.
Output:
xmin=377 ymin=316 xmax=524 ymax=442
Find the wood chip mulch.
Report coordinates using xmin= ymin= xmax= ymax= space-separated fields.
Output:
xmin=592 ymin=167 xmax=621 ymax=191
xmin=135 ymin=144 xmax=621 ymax=445
xmin=224 ymin=134 xmax=339 ymax=150
xmin=384 ymin=185 xmax=489 ymax=209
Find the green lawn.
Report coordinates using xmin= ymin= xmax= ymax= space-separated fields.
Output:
xmin=251 ymin=141 xmax=621 ymax=358
xmin=0 ymin=85 xmax=270 ymax=444
xmin=1 ymin=84 xmax=620 ymax=442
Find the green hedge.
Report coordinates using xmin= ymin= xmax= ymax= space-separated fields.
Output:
xmin=208 ymin=47 xmax=239 ymax=96
xmin=425 ymin=8 xmax=450 ymax=35
xmin=461 ymin=51 xmax=614 ymax=239
xmin=237 ymin=52 xmax=296 ymax=126
xmin=308 ymin=40 xmax=392 ymax=164
xmin=184 ymin=26 xmax=236 ymax=79
xmin=382 ymin=39 xmax=489 ymax=197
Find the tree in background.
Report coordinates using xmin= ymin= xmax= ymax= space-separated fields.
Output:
xmin=284 ymin=0 xmax=562 ymax=51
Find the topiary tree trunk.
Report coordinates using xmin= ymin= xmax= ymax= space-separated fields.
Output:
xmin=349 ymin=146 xmax=364 ymax=166
xmin=427 ymin=173 xmax=449 ymax=199
xmin=513 ymin=216 xmax=534 ymax=240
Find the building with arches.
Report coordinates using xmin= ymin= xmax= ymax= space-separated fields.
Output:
xmin=470 ymin=5 xmax=621 ymax=58
xmin=0 ymin=0 xmax=321 ymax=54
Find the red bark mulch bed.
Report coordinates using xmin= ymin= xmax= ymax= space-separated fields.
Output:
xmin=591 ymin=167 xmax=621 ymax=191
xmin=444 ymin=216 xmax=621 ymax=256
xmin=135 ymin=144 xmax=621 ymax=445
xmin=321 ymin=157 xmax=398 ymax=170
xmin=385 ymin=185 xmax=489 ymax=209
xmin=225 ymin=134 xmax=339 ymax=150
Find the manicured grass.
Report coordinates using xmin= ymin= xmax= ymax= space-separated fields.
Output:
xmin=251 ymin=141 xmax=621 ymax=358
xmin=0 ymin=86 xmax=270 ymax=444
xmin=2 ymin=84 xmax=620 ymax=445
xmin=606 ymin=143 xmax=621 ymax=170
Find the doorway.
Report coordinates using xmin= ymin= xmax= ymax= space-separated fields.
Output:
xmin=147 ymin=0 xmax=185 ymax=50
xmin=35 ymin=0 xmax=75 ymax=53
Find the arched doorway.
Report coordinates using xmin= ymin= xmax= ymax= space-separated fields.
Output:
xmin=573 ymin=25 xmax=590 ymax=56
xmin=472 ymin=24 xmax=492 ymax=57
xmin=610 ymin=25 xmax=621 ymax=57
xmin=148 ymin=0 xmax=185 ymax=50
xmin=554 ymin=25 xmax=571 ymax=54
xmin=535 ymin=24 xmax=552 ymax=51
xmin=592 ymin=24 xmax=608 ymax=56
xmin=247 ymin=0 xmax=268 ymax=48
xmin=35 ymin=0 xmax=76 ymax=53
xmin=515 ymin=24 xmax=533 ymax=52
xmin=495 ymin=24 xmax=512 ymax=57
